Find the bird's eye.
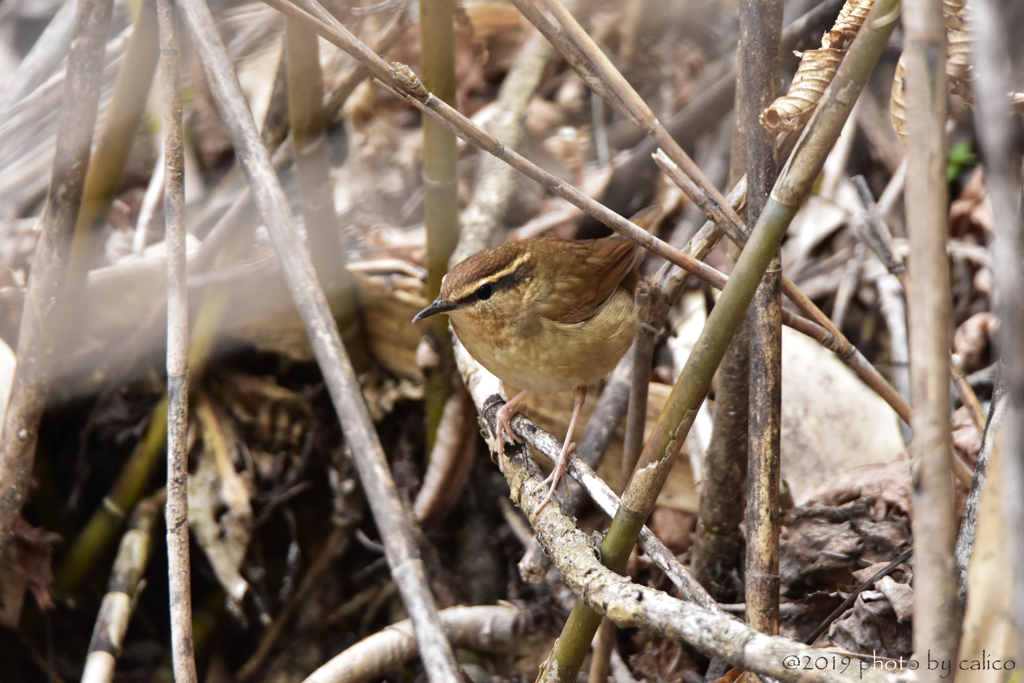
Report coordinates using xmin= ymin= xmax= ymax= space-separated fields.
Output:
xmin=476 ymin=283 xmax=494 ymax=301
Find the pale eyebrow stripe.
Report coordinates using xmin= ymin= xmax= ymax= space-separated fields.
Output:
xmin=450 ymin=252 xmax=532 ymax=301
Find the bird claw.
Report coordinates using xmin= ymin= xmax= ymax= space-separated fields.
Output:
xmin=536 ymin=441 xmax=576 ymax=513
xmin=495 ymin=400 xmax=526 ymax=473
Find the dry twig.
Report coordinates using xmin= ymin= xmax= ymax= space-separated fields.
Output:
xmin=0 ymin=0 xmax=113 ymax=563
xmin=903 ymin=0 xmax=961 ymax=673
xmin=158 ymin=0 xmax=198 ymax=679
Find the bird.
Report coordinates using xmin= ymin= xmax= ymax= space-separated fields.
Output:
xmin=413 ymin=207 xmax=657 ymax=510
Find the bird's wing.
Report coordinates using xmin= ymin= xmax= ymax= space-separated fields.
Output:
xmin=542 ymin=207 xmax=659 ymax=325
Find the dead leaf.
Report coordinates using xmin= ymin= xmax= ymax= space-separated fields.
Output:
xmin=952 ymin=406 xmax=983 ymax=468
xmin=828 ymin=588 xmax=913 ymax=658
xmin=954 ymin=312 xmax=998 ymax=375
xmin=190 ymin=395 xmax=254 ymax=605
xmin=781 ymin=499 xmax=911 ymax=592
xmin=808 ymin=459 xmax=914 ymax=521
xmin=15 ymin=517 xmax=56 ymax=612
xmin=780 ymin=328 xmax=905 ymax=505
xmin=875 ymin=575 xmax=913 ymax=623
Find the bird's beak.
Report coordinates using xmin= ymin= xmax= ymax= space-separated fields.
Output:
xmin=412 ymin=298 xmax=461 ymax=322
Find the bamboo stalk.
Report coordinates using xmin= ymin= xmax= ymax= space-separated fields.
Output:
xmin=740 ymin=0 xmax=783 ymax=640
xmin=420 ymin=0 xmax=460 ymax=456
xmin=81 ymin=493 xmax=164 ymax=683
xmin=175 ymin=0 xmax=461 ymax=677
xmin=903 ymin=0 xmax=961 ymax=673
xmin=965 ymin=0 xmax=1024 ymax=662
xmin=0 ymin=0 xmax=113 ymax=561
xmin=158 ymin=0 xmax=198 ymax=679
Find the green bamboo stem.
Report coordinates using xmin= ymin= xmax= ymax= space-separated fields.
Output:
xmin=55 ymin=395 xmax=168 ymax=593
xmin=420 ymin=0 xmax=460 ymax=456
xmin=538 ymin=0 xmax=901 ymax=677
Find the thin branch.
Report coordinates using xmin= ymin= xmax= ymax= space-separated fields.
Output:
xmin=158 ymin=0 xmax=197 ymax=679
xmin=803 ymin=547 xmax=914 ymax=645
xmin=740 ymin=0 xmax=783 ymax=639
xmin=954 ymin=386 xmax=1006 ymax=610
xmin=903 ymin=0 xmax=961 ymax=672
xmin=420 ymin=0 xmax=459 ymax=455
xmin=0 ymin=0 xmax=113 ymax=559
xmin=970 ymin=0 xmax=1024 ymax=660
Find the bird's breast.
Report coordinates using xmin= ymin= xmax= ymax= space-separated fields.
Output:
xmin=451 ymin=286 xmax=639 ymax=394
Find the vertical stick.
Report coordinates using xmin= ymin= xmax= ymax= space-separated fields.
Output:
xmin=420 ymin=0 xmax=459 ymax=455
xmin=740 ymin=0 xmax=783 ymax=639
xmin=158 ymin=0 xmax=198 ymax=680
xmin=689 ymin=75 xmax=750 ymax=604
xmin=970 ymin=0 xmax=1024 ymax=662
xmin=903 ymin=0 xmax=960 ymax=673
xmin=0 ymin=0 xmax=113 ymax=557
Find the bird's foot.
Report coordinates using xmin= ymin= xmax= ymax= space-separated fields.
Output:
xmin=536 ymin=441 xmax=575 ymax=513
xmin=495 ymin=400 xmax=526 ymax=473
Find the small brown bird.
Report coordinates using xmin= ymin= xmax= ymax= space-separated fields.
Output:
xmin=413 ymin=209 xmax=656 ymax=509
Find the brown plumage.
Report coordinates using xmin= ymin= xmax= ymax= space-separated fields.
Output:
xmin=433 ymin=235 xmax=641 ymax=394
xmin=414 ymin=207 xmax=658 ymax=510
